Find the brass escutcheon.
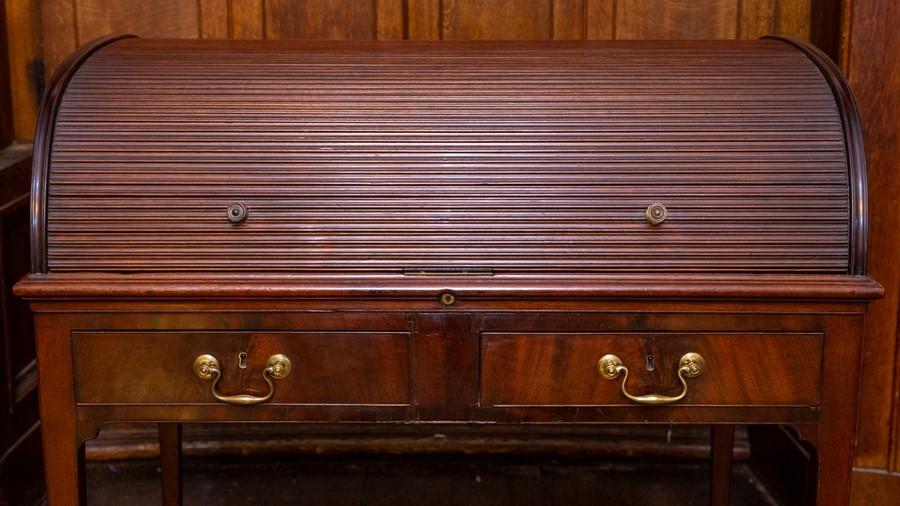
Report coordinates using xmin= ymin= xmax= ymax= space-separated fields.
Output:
xmin=439 ymin=292 xmax=456 ymax=306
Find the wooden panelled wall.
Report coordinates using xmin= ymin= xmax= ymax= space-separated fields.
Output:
xmin=4 ymin=0 xmax=900 ymax=502
xmin=841 ymin=0 xmax=900 ymax=502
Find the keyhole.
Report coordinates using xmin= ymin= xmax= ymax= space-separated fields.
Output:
xmin=439 ymin=292 xmax=456 ymax=306
xmin=646 ymin=355 xmax=655 ymax=371
xmin=239 ymin=352 xmax=248 ymax=369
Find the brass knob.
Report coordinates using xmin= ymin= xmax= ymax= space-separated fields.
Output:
xmin=227 ymin=202 xmax=247 ymax=224
xmin=645 ymin=203 xmax=667 ymax=225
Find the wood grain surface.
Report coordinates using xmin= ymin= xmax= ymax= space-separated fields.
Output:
xmin=4 ymin=0 xmax=42 ymax=142
xmin=615 ymin=0 xmax=740 ymax=39
xmin=266 ymin=0 xmax=374 ymax=39
xmin=230 ymin=0 xmax=264 ymax=39
xmin=442 ymin=0 xmax=552 ymax=40
xmin=75 ymin=0 xmax=199 ymax=41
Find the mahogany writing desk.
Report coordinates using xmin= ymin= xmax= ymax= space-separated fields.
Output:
xmin=15 ymin=36 xmax=882 ymax=504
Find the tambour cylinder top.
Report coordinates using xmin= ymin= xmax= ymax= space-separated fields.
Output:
xmin=33 ymin=37 xmax=867 ymax=275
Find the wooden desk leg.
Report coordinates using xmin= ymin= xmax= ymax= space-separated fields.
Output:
xmin=710 ymin=424 xmax=735 ymax=506
xmin=40 ymin=422 xmax=86 ymax=506
xmin=814 ymin=316 xmax=865 ymax=505
xmin=35 ymin=314 xmax=85 ymax=505
xmin=159 ymin=423 xmax=183 ymax=506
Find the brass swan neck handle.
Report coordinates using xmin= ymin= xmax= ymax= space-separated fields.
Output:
xmin=598 ymin=352 xmax=704 ymax=405
xmin=194 ymin=354 xmax=292 ymax=405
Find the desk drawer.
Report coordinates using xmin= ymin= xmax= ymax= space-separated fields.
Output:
xmin=481 ymin=333 xmax=822 ymax=407
xmin=73 ymin=332 xmax=410 ymax=405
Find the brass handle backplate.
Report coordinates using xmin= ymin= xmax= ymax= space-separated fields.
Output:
xmin=193 ymin=353 xmax=292 ymax=405
xmin=598 ymin=352 xmax=704 ymax=405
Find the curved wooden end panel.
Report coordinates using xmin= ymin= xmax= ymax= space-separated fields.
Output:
xmin=30 ymin=34 xmax=137 ymax=274
xmin=765 ymin=35 xmax=869 ymax=276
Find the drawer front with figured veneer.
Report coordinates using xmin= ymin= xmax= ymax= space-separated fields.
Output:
xmin=73 ymin=331 xmax=411 ymax=406
xmin=481 ymin=332 xmax=822 ymax=407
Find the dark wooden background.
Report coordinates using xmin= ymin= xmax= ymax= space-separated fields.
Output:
xmin=1 ymin=1 xmax=898 ymax=503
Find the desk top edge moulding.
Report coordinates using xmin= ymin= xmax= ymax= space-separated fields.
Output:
xmin=13 ymin=36 xmax=882 ymax=505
